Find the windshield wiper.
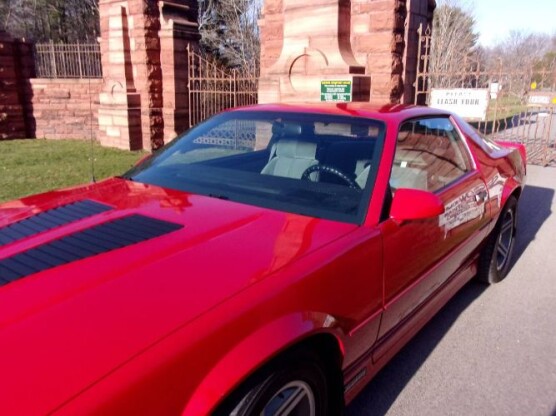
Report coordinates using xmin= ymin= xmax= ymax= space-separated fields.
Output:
xmin=208 ymin=193 xmax=230 ymax=201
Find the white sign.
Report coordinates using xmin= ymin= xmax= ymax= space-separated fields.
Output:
xmin=430 ymin=88 xmax=490 ymax=121
xmin=489 ymin=83 xmax=501 ymax=100
xmin=528 ymin=93 xmax=556 ymax=107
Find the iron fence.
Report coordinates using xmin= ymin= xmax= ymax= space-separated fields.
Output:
xmin=415 ymin=24 xmax=556 ymax=166
xmin=34 ymin=42 xmax=102 ymax=78
xmin=187 ymin=44 xmax=258 ymax=127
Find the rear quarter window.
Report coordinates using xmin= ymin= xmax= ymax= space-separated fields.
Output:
xmin=452 ymin=114 xmax=502 ymax=155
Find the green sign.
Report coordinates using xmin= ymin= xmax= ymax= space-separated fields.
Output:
xmin=321 ymin=80 xmax=352 ymax=102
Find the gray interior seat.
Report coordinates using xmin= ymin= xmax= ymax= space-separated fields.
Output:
xmin=261 ymin=140 xmax=318 ymax=179
xmin=390 ymin=165 xmax=428 ymax=190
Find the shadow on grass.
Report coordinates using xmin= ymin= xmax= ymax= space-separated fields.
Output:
xmin=346 ymin=184 xmax=553 ymax=416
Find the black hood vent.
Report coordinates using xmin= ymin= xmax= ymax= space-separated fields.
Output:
xmin=0 ymin=214 xmax=183 ymax=286
xmin=0 ymin=200 xmax=112 ymax=247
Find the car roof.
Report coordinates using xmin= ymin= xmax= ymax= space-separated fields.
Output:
xmin=229 ymin=103 xmax=452 ymax=122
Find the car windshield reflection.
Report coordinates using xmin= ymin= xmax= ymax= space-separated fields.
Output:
xmin=124 ymin=111 xmax=386 ymax=224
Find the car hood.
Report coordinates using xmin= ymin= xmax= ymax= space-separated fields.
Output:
xmin=0 ymin=178 xmax=356 ymax=413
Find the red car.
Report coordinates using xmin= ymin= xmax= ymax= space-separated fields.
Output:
xmin=0 ymin=104 xmax=525 ymax=415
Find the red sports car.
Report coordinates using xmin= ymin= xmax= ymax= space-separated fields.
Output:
xmin=0 ymin=104 xmax=526 ymax=415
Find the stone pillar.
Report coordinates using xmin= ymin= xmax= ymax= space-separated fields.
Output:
xmin=258 ymin=0 xmax=371 ymax=104
xmin=129 ymin=0 xmax=164 ymax=150
xmin=350 ymin=0 xmax=403 ymax=103
xmin=98 ymin=0 xmax=199 ymax=151
xmin=0 ymin=31 xmax=33 ymax=139
xmin=159 ymin=1 xmax=200 ymax=142
xmin=98 ymin=2 xmax=143 ymax=150
xmin=350 ymin=0 xmax=436 ymax=104
xmin=260 ymin=0 xmax=436 ymax=105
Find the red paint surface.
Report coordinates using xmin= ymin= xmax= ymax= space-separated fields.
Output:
xmin=0 ymin=104 xmax=526 ymax=415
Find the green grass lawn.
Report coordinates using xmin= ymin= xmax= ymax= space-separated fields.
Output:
xmin=486 ymin=95 xmax=527 ymax=120
xmin=0 ymin=139 xmax=146 ymax=203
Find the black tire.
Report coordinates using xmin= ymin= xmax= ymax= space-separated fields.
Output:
xmin=215 ymin=352 xmax=339 ymax=416
xmin=477 ymin=196 xmax=518 ymax=284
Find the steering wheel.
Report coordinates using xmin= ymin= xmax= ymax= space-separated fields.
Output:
xmin=301 ymin=164 xmax=360 ymax=189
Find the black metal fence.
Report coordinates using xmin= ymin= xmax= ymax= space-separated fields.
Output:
xmin=415 ymin=24 xmax=556 ymax=166
xmin=34 ymin=42 xmax=102 ymax=78
xmin=187 ymin=44 xmax=258 ymax=127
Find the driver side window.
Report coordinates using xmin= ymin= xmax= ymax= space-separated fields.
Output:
xmin=391 ymin=117 xmax=472 ymax=192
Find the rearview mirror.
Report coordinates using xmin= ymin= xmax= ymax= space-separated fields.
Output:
xmin=390 ymin=188 xmax=445 ymax=222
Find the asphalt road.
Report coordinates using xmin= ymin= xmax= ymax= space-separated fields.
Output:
xmin=347 ymin=165 xmax=556 ymax=416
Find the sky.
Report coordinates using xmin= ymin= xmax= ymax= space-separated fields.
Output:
xmin=471 ymin=0 xmax=555 ymax=46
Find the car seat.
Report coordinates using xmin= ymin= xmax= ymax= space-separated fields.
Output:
xmin=261 ymin=140 xmax=318 ymax=179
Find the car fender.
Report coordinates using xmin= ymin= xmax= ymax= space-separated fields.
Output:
xmin=501 ymin=175 xmax=522 ymax=208
xmin=182 ymin=312 xmax=345 ymax=416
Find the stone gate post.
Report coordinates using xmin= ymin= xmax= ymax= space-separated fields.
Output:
xmin=259 ymin=0 xmax=436 ymax=105
xmin=0 ymin=31 xmax=34 ymax=139
xmin=159 ymin=1 xmax=200 ymax=143
xmin=97 ymin=3 xmax=143 ymax=150
xmin=97 ymin=0 xmax=199 ymax=151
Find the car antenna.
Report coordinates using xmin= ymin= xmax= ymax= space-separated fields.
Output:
xmin=88 ymin=75 xmax=96 ymax=183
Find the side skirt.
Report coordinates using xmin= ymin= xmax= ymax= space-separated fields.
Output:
xmin=342 ymin=257 xmax=478 ymax=404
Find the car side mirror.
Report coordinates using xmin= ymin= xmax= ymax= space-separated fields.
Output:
xmin=390 ymin=188 xmax=445 ymax=222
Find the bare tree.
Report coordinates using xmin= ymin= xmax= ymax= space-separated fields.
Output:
xmin=429 ymin=0 xmax=480 ymax=88
xmin=486 ymin=31 xmax=553 ymax=98
xmin=1 ymin=0 xmax=99 ymax=42
xmin=491 ymin=31 xmax=550 ymax=70
xmin=198 ymin=0 xmax=261 ymax=75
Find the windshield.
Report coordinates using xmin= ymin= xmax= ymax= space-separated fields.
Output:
xmin=124 ymin=111 xmax=386 ymax=224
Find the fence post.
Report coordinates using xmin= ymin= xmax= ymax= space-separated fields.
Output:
xmin=233 ymin=69 xmax=237 ymax=108
xmin=77 ymin=41 xmax=83 ymax=78
xmin=49 ymin=41 xmax=57 ymax=78
xmin=492 ymin=58 xmax=502 ymax=130
xmin=187 ymin=43 xmax=193 ymax=129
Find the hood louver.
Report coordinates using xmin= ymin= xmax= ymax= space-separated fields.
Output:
xmin=0 ymin=214 xmax=183 ymax=286
xmin=0 ymin=200 xmax=112 ymax=247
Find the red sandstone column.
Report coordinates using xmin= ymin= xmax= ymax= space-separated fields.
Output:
xmin=350 ymin=0 xmax=435 ymax=104
xmin=97 ymin=1 xmax=143 ymax=150
xmin=258 ymin=0 xmax=370 ymax=103
xmin=98 ymin=0 xmax=199 ymax=150
xmin=158 ymin=1 xmax=200 ymax=142
xmin=0 ymin=31 xmax=30 ymax=139
xmin=127 ymin=0 xmax=164 ymax=150
xmin=349 ymin=0 xmax=402 ymax=104
xmin=259 ymin=0 xmax=435 ymax=105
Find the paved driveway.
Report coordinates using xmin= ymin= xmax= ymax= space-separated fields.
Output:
xmin=347 ymin=165 xmax=556 ymax=416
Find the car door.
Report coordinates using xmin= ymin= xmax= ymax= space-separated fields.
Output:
xmin=376 ymin=116 xmax=490 ymax=350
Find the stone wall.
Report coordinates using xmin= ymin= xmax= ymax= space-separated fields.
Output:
xmin=1 ymin=1 xmax=200 ymax=149
xmin=0 ymin=31 xmax=102 ymax=141
xmin=30 ymin=79 xmax=102 ymax=140
xmin=2 ymin=0 xmax=436 ymax=145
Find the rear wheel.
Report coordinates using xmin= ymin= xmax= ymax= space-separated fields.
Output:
xmin=477 ymin=196 xmax=517 ymax=284
xmin=216 ymin=353 xmax=336 ymax=416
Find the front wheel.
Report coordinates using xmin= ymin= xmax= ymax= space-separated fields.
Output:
xmin=477 ymin=196 xmax=517 ymax=284
xmin=215 ymin=354 xmax=335 ymax=416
